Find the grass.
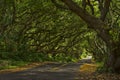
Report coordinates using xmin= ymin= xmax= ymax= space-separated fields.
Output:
xmin=0 ymin=60 xmax=29 ymax=70
xmin=0 ymin=60 xmax=53 ymax=74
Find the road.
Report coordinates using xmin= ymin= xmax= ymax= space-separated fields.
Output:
xmin=0 ymin=59 xmax=91 ymax=80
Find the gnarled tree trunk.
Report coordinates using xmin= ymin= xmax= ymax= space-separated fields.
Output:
xmin=106 ymin=43 xmax=120 ymax=73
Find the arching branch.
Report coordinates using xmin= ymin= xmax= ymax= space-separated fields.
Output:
xmin=51 ymin=0 xmax=69 ymax=10
xmin=100 ymin=0 xmax=111 ymax=21
xmin=87 ymin=0 xmax=94 ymax=15
xmin=82 ymin=0 xmax=94 ymax=15
xmin=60 ymin=0 xmax=112 ymax=46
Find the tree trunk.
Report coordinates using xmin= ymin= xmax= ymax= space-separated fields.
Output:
xmin=105 ymin=43 xmax=120 ymax=73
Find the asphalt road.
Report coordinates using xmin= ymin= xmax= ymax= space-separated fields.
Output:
xmin=0 ymin=59 xmax=91 ymax=80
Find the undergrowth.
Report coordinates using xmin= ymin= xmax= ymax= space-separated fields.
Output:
xmin=0 ymin=60 xmax=29 ymax=70
xmin=0 ymin=51 xmax=80 ymax=70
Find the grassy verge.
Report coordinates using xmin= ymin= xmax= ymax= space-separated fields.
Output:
xmin=0 ymin=60 xmax=47 ymax=74
xmin=0 ymin=60 xmax=29 ymax=70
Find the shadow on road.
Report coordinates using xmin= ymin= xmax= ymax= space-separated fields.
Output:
xmin=0 ymin=59 xmax=92 ymax=80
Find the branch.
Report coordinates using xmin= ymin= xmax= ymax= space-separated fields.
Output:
xmin=98 ymin=0 xmax=104 ymax=15
xmin=51 ymin=0 xmax=69 ymax=10
xmin=61 ymin=0 xmax=102 ymax=26
xmin=100 ymin=0 xmax=111 ymax=21
xmin=60 ymin=0 xmax=112 ymax=46
xmin=87 ymin=0 xmax=94 ymax=15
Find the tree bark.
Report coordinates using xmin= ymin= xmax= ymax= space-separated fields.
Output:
xmin=107 ymin=44 xmax=120 ymax=73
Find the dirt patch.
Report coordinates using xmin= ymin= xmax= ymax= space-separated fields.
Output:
xmin=80 ymin=63 xmax=98 ymax=74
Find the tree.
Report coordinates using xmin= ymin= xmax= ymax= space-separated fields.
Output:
xmin=0 ymin=0 xmax=119 ymax=71
xmin=52 ymin=0 xmax=120 ymax=72
xmin=0 ymin=0 xmax=89 ymax=61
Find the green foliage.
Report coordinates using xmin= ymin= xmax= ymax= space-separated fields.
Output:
xmin=0 ymin=0 xmax=87 ymax=63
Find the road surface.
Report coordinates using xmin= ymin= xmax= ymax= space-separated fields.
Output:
xmin=0 ymin=59 xmax=92 ymax=80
